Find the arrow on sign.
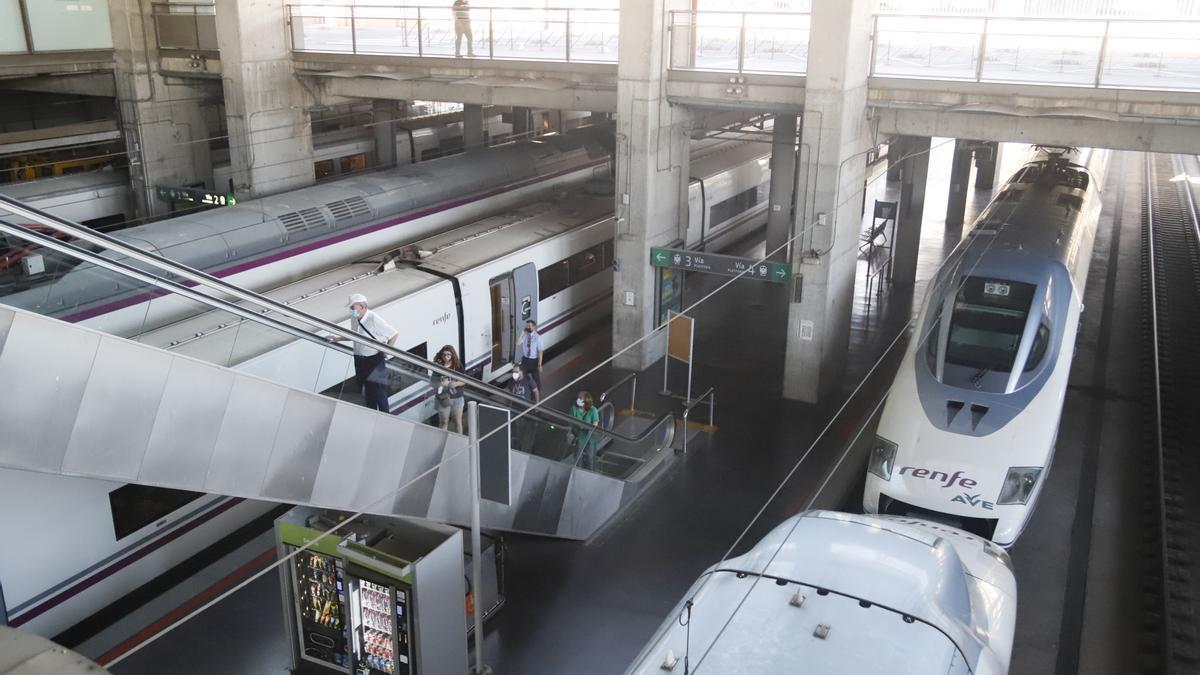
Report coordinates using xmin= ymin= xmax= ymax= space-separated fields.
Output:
xmin=654 ymin=251 xmax=668 ymax=263
xmin=774 ymin=267 xmax=787 ymax=280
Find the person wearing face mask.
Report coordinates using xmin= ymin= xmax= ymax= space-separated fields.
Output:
xmin=517 ymin=319 xmax=543 ymax=401
xmin=431 ymin=345 xmax=466 ymax=433
xmin=325 ymin=293 xmax=398 ymax=412
xmin=509 ymin=363 xmax=538 ymax=450
xmin=568 ymin=391 xmax=600 ymax=470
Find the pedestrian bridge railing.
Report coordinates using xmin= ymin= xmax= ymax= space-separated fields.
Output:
xmin=871 ymin=14 xmax=1200 ymax=91
xmin=667 ymin=10 xmax=811 ymax=75
xmin=287 ymin=3 xmax=618 ymax=63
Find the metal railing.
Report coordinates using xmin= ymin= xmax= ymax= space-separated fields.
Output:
xmin=287 ymin=4 xmax=618 ymax=63
xmin=667 ymin=10 xmax=811 ymax=75
xmin=680 ymin=386 xmax=715 ymax=455
xmin=599 ymin=371 xmax=638 ymax=413
xmin=871 ymin=15 xmax=1200 ymax=90
xmin=152 ymin=2 xmax=219 ymax=51
xmin=878 ymin=0 xmax=1200 ymax=18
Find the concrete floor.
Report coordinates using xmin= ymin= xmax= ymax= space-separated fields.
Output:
xmin=98 ymin=142 xmax=1146 ymax=675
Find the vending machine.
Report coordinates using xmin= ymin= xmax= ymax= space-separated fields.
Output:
xmin=276 ymin=507 xmax=472 ymax=675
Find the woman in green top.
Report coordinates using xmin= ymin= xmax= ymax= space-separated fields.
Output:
xmin=569 ymin=391 xmax=600 ymax=470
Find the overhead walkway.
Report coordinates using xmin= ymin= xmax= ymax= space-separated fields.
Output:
xmin=0 ymin=196 xmax=675 ymax=541
xmin=283 ymin=4 xmax=1200 ymax=152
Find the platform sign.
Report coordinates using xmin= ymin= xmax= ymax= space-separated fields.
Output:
xmin=650 ymin=247 xmax=790 ymax=283
xmin=155 ymin=186 xmax=237 ymax=207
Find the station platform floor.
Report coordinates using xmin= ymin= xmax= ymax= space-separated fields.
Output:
xmin=80 ymin=142 xmax=1142 ymax=674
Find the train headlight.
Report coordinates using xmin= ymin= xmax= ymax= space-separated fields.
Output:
xmin=997 ymin=467 xmax=1042 ymax=505
xmin=868 ymin=436 xmax=898 ymax=481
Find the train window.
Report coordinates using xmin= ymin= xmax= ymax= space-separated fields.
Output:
xmin=1056 ymin=193 xmax=1084 ymax=211
xmin=1023 ymin=324 xmax=1051 ymax=372
xmin=708 ymin=187 xmax=761 ymax=226
xmin=538 ymin=260 xmax=571 ymax=300
xmin=315 ymin=159 xmax=336 ymax=180
xmin=108 ymin=485 xmax=204 ymax=541
xmin=569 ymin=246 xmax=604 ymax=283
xmin=945 ymin=277 xmax=1037 ymax=373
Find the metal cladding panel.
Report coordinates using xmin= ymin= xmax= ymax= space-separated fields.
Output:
xmin=396 ymin=428 xmax=458 ymax=519
xmin=308 ymin=403 xmax=379 ymax=507
xmin=61 ymin=335 xmax=173 ymax=481
xmin=510 ymin=456 xmax=571 ymax=536
xmin=478 ymin=449 xmax=527 ymax=530
xmin=139 ymin=357 xmax=236 ymax=489
xmin=205 ymin=377 xmax=290 ymax=496
xmin=556 ymin=469 xmax=625 ymax=540
xmin=411 ymin=530 xmax=469 ymax=675
xmin=0 ymin=310 xmax=97 ymax=472
xmin=261 ymin=391 xmax=337 ymax=503
xmin=349 ymin=418 xmax=417 ymax=512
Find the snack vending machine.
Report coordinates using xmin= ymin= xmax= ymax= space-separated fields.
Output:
xmin=346 ymin=572 xmax=413 ymax=674
xmin=294 ymin=549 xmax=350 ymax=670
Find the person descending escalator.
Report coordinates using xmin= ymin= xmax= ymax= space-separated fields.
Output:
xmin=568 ymin=391 xmax=600 ymax=471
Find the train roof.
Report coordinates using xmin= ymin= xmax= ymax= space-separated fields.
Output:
xmin=689 ymin=139 xmax=770 ymax=181
xmin=627 ymin=512 xmax=1012 ymax=674
xmin=0 ymin=168 xmax=128 ymax=201
xmin=405 ymin=190 xmax=613 ymax=276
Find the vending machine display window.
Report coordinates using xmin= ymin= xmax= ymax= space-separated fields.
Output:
xmin=290 ymin=550 xmax=350 ymax=671
xmin=347 ymin=573 xmax=414 ymax=675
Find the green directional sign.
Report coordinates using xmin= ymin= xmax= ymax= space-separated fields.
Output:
xmin=650 ymin=247 xmax=790 ymax=283
xmin=155 ymin=186 xmax=237 ymax=207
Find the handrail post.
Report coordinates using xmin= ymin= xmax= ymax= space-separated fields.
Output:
xmin=682 ymin=408 xmax=689 ymax=454
xmin=417 ymin=6 xmax=423 ymax=57
xmin=975 ymin=18 xmax=988 ymax=82
xmin=737 ymin=12 xmax=747 ymax=74
xmin=709 ymin=391 xmax=715 ymax=427
xmin=349 ymin=4 xmax=357 ymax=55
xmin=631 ymin=377 xmax=638 ymax=413
xmin=565 ymin=9 xmax=572 ymax=63
xmin=193 ymin=3 xmax=200 ymax=51
xmin=1094 ymin=19 xmax=1111 ymax=88
xmin=489 ymin=8 xmax=495 ymax=59
xmin=868 ymin=13 xmax=878 ymax=77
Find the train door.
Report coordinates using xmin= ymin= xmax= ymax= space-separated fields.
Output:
xmin=488 ymin=263 xmax=539 ymax=369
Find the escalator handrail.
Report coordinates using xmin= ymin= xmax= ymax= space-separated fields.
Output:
xmin=0 ymin=194 xmax=675 ymax=446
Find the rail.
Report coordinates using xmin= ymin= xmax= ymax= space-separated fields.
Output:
xmin=871 ymin=14 xmax=1200 ymax=91
xmin=151 ymin=2 xmax=218 ymax=51
xmin=680 ymin=386 xmax=715 ymax=455
xmin=0 ymin=194 xmax=676 ymax=459
xmin=599 ymin=371 xmax=637 ymax=413
xmin=667 ymin=10 xmax=811 ymax=75
xmin=286 ymin=4 xmax=618 ymax=63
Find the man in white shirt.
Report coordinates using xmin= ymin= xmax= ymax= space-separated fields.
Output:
xmin=326 ymin=293 xmax=399 ymax=411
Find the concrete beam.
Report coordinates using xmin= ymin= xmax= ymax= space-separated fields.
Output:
xmin=0 ymin=72 xmax=117 ymax=98
xmin=309 ymin=72 xmax=617 ymax=114
xmin=0 ymin=52 xmax=115 ymax=81
xmin=871 ymin=105 xmax=1200 ymax=155
xmin=665 ymin=71 xmax=806 ymax=113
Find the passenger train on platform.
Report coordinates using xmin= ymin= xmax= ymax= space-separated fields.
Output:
xmin=0 ymin=136 xmax=771 ymax=640
xmin=626 ymin=511 xmax=1017 ymax=675
xmin=863 ymin=146 xmax=1109 ymax=547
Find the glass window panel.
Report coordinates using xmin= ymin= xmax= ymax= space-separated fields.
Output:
xmin=0 ymin=0 xmax=27 ymax=53
xmin=27 ymin=0 xmax=113 ymax=51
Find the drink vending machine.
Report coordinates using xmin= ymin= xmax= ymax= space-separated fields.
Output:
xmin=277 ymin=507 xmax=482 ymax=675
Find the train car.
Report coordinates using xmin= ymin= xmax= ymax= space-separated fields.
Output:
xmin=625 ymin=511 xmax=1017 ymax=675
xmin=137 ymin=139 xmax=771 ymax=414
xmin=0 ymin=126 xmax=613 ymax=338
xmin=863 ymin=147 xmax=1108 ymax=547
xmin=0 ymin=138 xmax=768 ymax=642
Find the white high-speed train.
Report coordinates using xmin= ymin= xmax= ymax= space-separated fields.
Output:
xmin=626 ymin=511 xmax=1017 ymax=675
xmin=0 ymin=139 xmax=770 ymax=641
xmin=863 ymin=147 xmax=1108 ymax=547
xmin=0 ymin=126 xmax=613 ymax=338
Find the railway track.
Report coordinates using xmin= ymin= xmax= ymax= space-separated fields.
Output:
xmin=1141 ymin=153 xmax=1200 ymax=674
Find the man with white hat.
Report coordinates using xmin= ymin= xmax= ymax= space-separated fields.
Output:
xmin=326 ymin=293 xmax=398 ymax=411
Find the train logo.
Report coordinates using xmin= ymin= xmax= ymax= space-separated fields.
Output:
xmin=896 ymin=466 xmax=978 ymax=489
xmin=951 ymin=493 xmax=995 ymax=511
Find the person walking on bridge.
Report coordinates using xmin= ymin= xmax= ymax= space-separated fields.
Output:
xmin=453 ymin=0 xmax=475 ymax=57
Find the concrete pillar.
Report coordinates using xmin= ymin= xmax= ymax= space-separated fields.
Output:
xmin=945 ymin=139 xmax=973 ymax=233
xmin=782 ymin=0 xmax=878 ymax=404
xmin=892 ymin=136 xmax=930 ymax=288
xmin=974 ymin=140 xmax=1002 ymax=190
xmin=109 ymin=0 xmax=215 ymax=218
xmin=463 ymin=103 xmax=485 ymax=150
xmin=512 ymin=106 xmax=530 ymax=137
xmin=612 ymin=0 xmax=693 ymax=371
xmin=885 ymin=135 xmax=906 ymax=182
xmin=373 ymin=99 xmax=399 ymax=169
xmin=215 ymin=0 xmax=314 ymax=199
xmin=766 ymin=114 xmax=798 ymax=262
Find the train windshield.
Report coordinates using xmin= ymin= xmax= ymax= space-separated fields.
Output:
xmin=944 ymin=277 xmax=1037 ymax=372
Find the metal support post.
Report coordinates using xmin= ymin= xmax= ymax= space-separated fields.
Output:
xmin=467 ymin=402 xmax=490 ymax=675
xmin=975 ymin=19 xmax=988 ymax=82
xmin=737 ymin=12 xmax=746 ymax=73
xmin=565 ymin=10 xmax=571 ymax=62
xmin=488 ymin=9 xmax=495 ymax=59
xmin=1094 ymin=20 xmax=1111 ymax=88
xmin=350 ymin=5 xmax=357 ymax=55
xmin=417 ymin=6 xmax=424 ymax=57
